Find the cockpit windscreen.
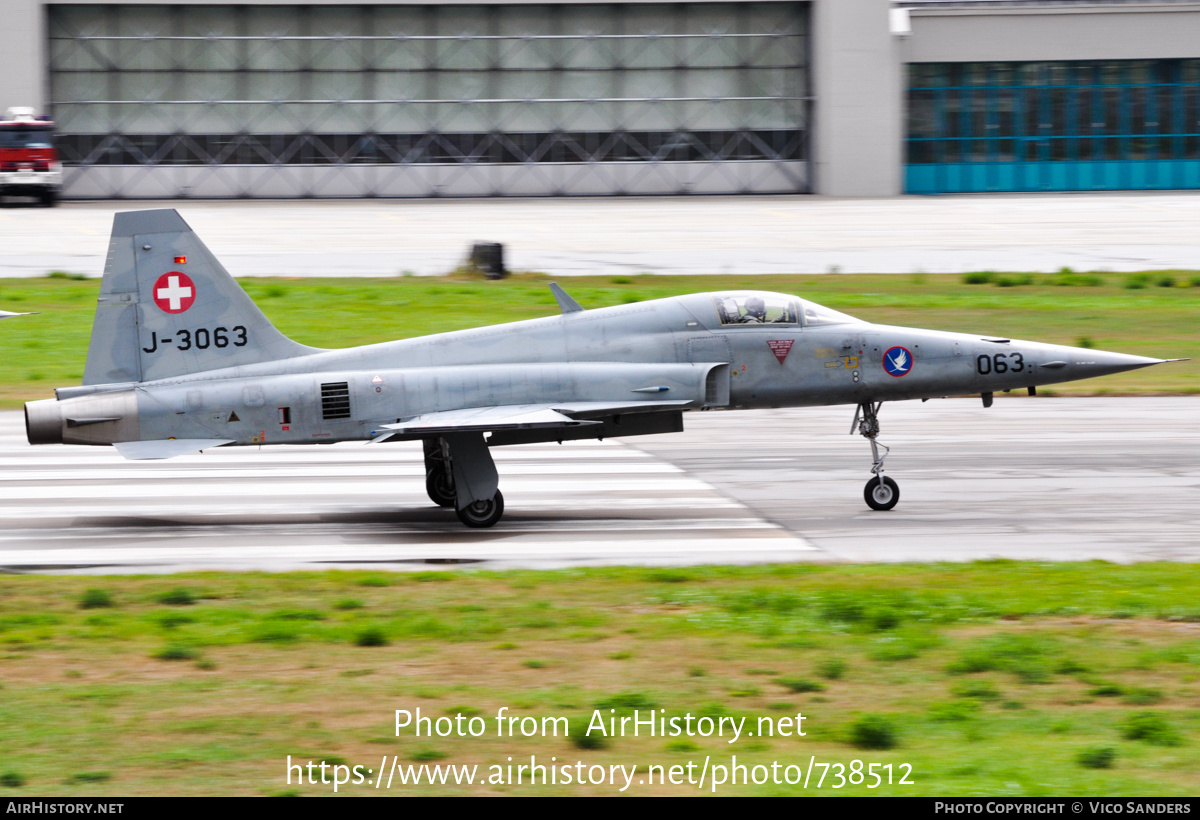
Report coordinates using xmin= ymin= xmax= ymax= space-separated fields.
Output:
xmin=713 ymin=293 xmax=861 ymax=327
xmin=800 ymin=301 xmax=862 ymax=327
xmin=714 ymin=293 xmax=798 ymax=325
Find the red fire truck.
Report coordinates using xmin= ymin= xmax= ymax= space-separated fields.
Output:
xmin=0 ymin=107 xmax=62 ymax=206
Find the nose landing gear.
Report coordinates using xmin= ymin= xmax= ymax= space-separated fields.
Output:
xmin=852 ymin=401 xmax=899 ymax=511
xmin=865 ymin=475 xmax=899 ymax=511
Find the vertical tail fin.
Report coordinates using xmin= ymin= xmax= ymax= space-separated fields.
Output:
xmin=83 ymin=209 xmax=318 ymax=385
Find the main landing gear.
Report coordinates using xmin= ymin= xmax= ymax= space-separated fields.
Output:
xmin=422 ymin=436 xmax=505 ymax=528
xmin=424 ymin=439 xmax=457 ymax=508
xmin=456 ymin=491 xmax=505 ymax=529
xmin=852 ymin=401 xmax=899 ymax=511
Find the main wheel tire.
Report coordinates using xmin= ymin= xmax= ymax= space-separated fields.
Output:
xmin=425 ymin=467 xmax=456 ymax=508
xmin=864 ymin=475 xmax=900 ymax=511
xmin=39 ymin=190 xmax=57 ymax=207
xmin=456 ymin=490 xmax=504 ymax=529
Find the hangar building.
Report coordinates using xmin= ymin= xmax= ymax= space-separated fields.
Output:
xmin=2 ymin=0 xmax=1198 ymax=198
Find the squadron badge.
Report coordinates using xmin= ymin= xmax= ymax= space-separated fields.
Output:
xmin=883 ymin=346 xmax=913 ymax=377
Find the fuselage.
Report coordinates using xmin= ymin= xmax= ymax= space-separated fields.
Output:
xmin=27 ymin=290 xmax=1163 ymax=452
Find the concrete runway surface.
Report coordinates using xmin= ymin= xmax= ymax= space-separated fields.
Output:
xmin=2 ymin=193 xmax=1200 ymax=278
xmin=0 ymin=397 xmax=1195 ymax=574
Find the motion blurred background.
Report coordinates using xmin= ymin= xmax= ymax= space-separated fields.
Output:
xmin=3 ymin=0 xmax=1199 ymax=201
xmin=0 ymin=0 xmax=1198 ymax=798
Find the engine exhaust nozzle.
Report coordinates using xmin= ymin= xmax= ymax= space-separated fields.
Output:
xmin=25 ymin=399 xmax=63 ymax=445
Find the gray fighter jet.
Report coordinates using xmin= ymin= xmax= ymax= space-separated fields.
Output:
xmin=24 ymin=209 xmax=1180 ymax=527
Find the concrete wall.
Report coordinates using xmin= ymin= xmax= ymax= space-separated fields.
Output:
xmin=905 ymin=4 xmax=1200 ymax=63
xmin=13 ymin=0 xmax=1200 ymax=198
xmin=0 ymin=1 xmax=45 ymax=113
xmin=5 ymin=0 xmax=910 ymax=196
xmin=811 ymin=0 xmax=904 ymax=196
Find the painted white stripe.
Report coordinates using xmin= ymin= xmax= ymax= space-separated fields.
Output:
xmin=0 ymin=462 xmax=684 ymax=482
xmin=0 ymin=519 xmax=782 ymax=540
xmin=0 ymin=476 xmax=718 ymax=501
xmin=0 ymin=499 xmax=746 ymax=521
xmin=0 ymin=448 xmax=655 ymax=467
xmin=0 ymin=412 xmax=817 ymax=572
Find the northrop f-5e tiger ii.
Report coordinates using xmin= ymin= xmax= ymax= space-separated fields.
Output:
xmin=24 ymin=209 xmax=1182 ymax=527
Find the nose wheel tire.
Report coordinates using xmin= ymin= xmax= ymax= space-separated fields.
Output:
xmin=456 ymin=490 xmax=505 ymax=528
xmin=864 ymin=476 xmax=899 ymax=511
xmin=425 ymin=467 xmax=456 ymax=508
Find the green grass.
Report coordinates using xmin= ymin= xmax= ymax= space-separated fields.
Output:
xmin=352 ymin=626 xmax=388 ymax=647
xmin=0 ymin=563 xmax=1199 ymax=794
xmin=2 ymin=270 xmax=1198 ymax=406
xmin=1121 ymin=712 xmax=1183 ymax=747
xmin=776 ymin=677 xmax=825 ymax=694
xmin=153 ymin=643 xmax=199 ymax=661
xmin=157 ymin=588 xmax=197 ymax=607
xmin=849 ymin=715 xmax=899 ymax=750
xmin=1076 ymin=746 xmax=1117 ymax=770
xmin=78 ymin=589 xmax=113 ymax=610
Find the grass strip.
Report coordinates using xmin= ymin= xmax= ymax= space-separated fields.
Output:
xmin=0 ymin=562 xmax=1197 ymax=795
xmin=1 ymin=270 xmax=1198 ymax=407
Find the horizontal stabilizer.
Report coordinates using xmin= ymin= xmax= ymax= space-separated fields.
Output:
xmin=113 ymin=439 xmax=233 ymax=460
xmin=0 ymin=310 xmax=36 ymax=319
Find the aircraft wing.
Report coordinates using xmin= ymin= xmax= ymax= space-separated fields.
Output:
xmin=373 ymin=400 xmax=692 ymax=441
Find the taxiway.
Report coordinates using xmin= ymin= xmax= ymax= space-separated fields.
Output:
xmin=2 ymin=193 xmax=1200 ymax=277
xmin=0 ymin=397 xmax=1195 ymax=573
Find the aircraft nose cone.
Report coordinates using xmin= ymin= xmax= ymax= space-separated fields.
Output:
xmin=1040 ymin=348 xmax=1168 ymax=380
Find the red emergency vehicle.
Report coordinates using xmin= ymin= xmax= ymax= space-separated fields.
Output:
xmin=0 ymin=107 xmax=62 ymax=206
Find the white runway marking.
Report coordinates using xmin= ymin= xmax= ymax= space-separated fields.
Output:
xmin=0 ymin=414 xmax=813 ymax=573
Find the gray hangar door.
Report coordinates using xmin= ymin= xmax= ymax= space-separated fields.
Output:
xmin=49 ymin=2 xmax=811 ymax=198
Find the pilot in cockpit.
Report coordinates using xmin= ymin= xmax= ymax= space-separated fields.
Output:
xmin=741 ymin=296 xmax=767 ymax=323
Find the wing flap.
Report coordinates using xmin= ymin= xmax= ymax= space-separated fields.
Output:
xmin=379 ymin=405 xmax=599 ymax=436
xmin=113 ymin=439 xmax=233 ymax=460
xmin=373 ymin=400 xmax=692 ymax=441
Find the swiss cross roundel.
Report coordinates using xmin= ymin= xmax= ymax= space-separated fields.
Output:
xmin=152 ymin=272 xmax=196 ymax=314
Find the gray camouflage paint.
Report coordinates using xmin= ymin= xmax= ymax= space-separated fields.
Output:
xmin=24 ymin=209 xmax=1170 ymax=522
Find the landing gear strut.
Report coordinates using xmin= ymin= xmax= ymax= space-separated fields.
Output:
xmin=851 ymin=401 xmax=899 ymax=511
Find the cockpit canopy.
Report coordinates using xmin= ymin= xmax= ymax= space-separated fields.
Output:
xmin=712 ymin=292 xmax=861 ymax=328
